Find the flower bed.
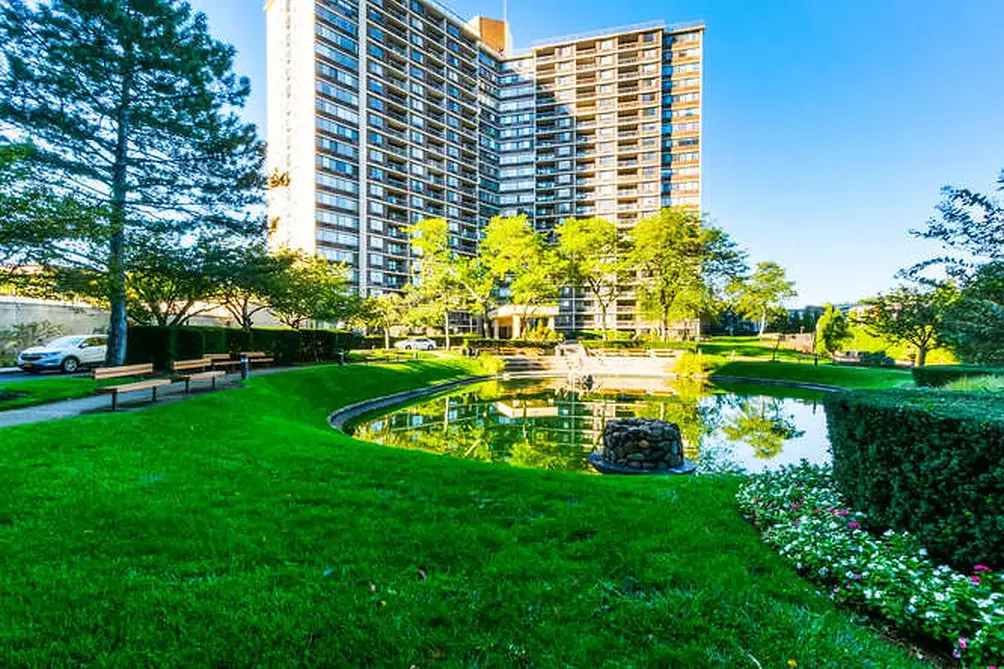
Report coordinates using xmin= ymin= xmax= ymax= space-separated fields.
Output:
xmin=737 ymin=463 xmax=1004 ymax=667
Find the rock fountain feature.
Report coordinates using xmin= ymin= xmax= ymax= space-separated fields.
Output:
xmin=588 ymin=418 xmax=696 ymax=475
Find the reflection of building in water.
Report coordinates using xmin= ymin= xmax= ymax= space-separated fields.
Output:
xmin=494 ymin=400 xmax=559 ymax=419
xmin=355 ymin=378 xmax=706 ymax=467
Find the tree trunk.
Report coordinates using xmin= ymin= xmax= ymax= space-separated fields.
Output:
xmin=105 ymin=52 xmax=134 ymax=366
xmin=917 ymin=345 xmax=928 ymax=367
xmin=106 ymin=229 xmax=128 ymax=365
xmin=242 ymin=299 xmax=253 ymax=332
xmin=444 ymin=311 xmax=451 ymax=350
xmin=599 ymin=296 xmax=608 ymax=341
xmin=384 ymin=326 xmax=390 ymax=350
xmin=759 ymin=310 xmax=767 ymax=337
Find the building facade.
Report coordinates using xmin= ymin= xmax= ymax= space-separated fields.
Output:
xmin=266 ymin=0 xmax=703 ymax=334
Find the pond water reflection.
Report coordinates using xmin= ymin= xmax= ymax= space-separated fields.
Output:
xmin=350 ymin=376 xmax=832 ymax=474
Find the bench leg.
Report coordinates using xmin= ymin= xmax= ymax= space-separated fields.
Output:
xmin=211 ymin=376 xmax=217 ymax=390
xmin=152 ymin=386 xmax=158 ymax=403
xmin=111 ymin=391 xmax=118 ymax=411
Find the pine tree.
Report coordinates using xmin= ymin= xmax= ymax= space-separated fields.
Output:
xmin=0 ymin=0 xmax=264 ymax=364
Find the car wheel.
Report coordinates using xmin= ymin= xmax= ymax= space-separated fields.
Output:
xmin=60 ymin=356 xmax=80 ymax=374
xmin=404 ymin=345 xmax=412 ymax=350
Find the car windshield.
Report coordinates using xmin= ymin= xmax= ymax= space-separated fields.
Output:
xmin=44 ymin=336 xmax=84 ymax=348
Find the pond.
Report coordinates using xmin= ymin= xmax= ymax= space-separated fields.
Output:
xmin=349 ymin=376 xmax=833 ymax=475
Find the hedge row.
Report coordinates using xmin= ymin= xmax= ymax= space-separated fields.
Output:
xmin=126 ymin=325 xmax=364 ymax=370
xmin=911 ymin=364 xmax=1004 ymax=388
xmin=825 ymin=390 xmax=1004 ymax=569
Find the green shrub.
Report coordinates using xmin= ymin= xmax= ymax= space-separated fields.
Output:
xmin=126 ymin=325 xmax=175 ymax=369
xmin=225 ymin=328 xmax=254 ymax=355
xmin=673 ymin=351 xmax=714 ymax=377
xmin=911 ymin=364 xmax=1004 ymax=387
xmin=825 ymin=389 xmax=1004 ymax=569
xmin=944 ymin=375 xmax=1004 ymax=392
xmin=126 ymin=325 xmax=363 ymax=369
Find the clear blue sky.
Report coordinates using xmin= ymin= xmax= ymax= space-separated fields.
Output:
xmin=190 ymin=0 xmax=1004 ymax=306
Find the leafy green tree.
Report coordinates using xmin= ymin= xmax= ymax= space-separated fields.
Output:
xmin=266 ymin=250 xmax=356 ymax=330
xmin=208 ymin=244 xmax=292 ymax=331
xmin=727 ymin=261 xmax=797 ymax=336
xmin=815 ymin=303 xmax=851 ymax=356
xmin=124 ymin=238 xmax=221 ymax=327
xmin=355 ymin=292 xmax=407 ymax=349
xmin=858 ymin=285 xmax=956 ymax=367
xmin=940 ymin=262 xmax=1004 ymax=363
xmin=555 ymin=216 xmax=621 ymax=340
xmin=0 ymin=144 xmax=96 ymax=277
xmin=481 ymin=215 xmax=559 ymax=337
xmin=0 ymin=0 xmax=264 ymax=364
xmin=907 ymin=171 xmax=1004 ymax=282
xmin=904 ymin=171 xmax=1004 ymax=362
xmin=407 ymin=218 xmax=468 ymax=348
xmin=629 ymin=208 xmax=746 ymax=341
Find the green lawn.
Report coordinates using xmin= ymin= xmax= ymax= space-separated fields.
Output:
xmin=0 ymin=360 xmax=925 ymax=666
xmin=664 ymin=336 xmax=817 ymax=363
xmin=710 ymin=360 xmax=915 ymax=390
xmin=0 ymin=375 xmax=104 ymax=409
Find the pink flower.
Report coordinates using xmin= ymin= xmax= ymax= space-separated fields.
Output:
xmin=852 ymin=573 xmax=861 ymax=580
xmin=791 ymin=503 xmax=799 ymax=510
xmin=974 ymin=564 xmax=991 ymax=572
xmin=958 ymin=637 xmax=968 ymax=650
xmin=848 ymin=521 xmax=860 ymax=529
xmin=971 ymin=575 xmax=980 ymax=586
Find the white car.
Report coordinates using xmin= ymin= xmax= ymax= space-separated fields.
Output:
xmin=17 ymin=334 xmax=108 ymax=373
xmin=394 ymin=337 xmax=436 ymax=351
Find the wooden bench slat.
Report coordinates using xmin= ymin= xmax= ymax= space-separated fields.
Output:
xmin=170 ymin=358 xmax=212 ymax=371
xmin=173 ymin=370 xmax=227 ymax=394
xmin=93 ymin=363 xmax=154 ymax=380
xmin=96 ymin=378 xmax=171 ymax=410
xmin=96 ymin=379 xmax=171 ymax=394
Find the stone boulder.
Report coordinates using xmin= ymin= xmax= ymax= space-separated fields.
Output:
xmin=601 ymin=418 xmax=684 ymax=471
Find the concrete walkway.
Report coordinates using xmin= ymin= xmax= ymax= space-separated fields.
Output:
xmin=0 ymin=365 xmax=300 ymax=429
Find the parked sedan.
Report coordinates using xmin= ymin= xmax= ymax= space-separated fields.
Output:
xmin=17 ymin=334 xmax=108 ymax=373
xmin=393 ymin=337 xmax=436 ymax=351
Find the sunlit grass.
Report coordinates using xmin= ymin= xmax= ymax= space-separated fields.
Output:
xmin=0 ymin=360 xmax=924 ymax=666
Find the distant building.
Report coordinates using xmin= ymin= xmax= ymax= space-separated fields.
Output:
xmin=266 ymin=0 xmax=703 ymax=334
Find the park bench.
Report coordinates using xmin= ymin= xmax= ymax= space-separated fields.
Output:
xmin=93 ymin=363 xmax=170 ymax=411
xmin=205 ymin=353 xmax=241 ymax=371
xmin=169 ymin=358 xmax=226 ymax=394
xmin=649 ymin=349 xmax=679 ymax=358
xmin=240 ymin=351 xmax=275 ymax=366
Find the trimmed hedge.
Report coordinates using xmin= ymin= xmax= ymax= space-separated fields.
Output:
xmin=127 ymin=325 xmax=364 ymax=369
xmin=825 ymin=389 xmax=1004 ymax=569
xmin=911 ymin=364 xmax=1004 ymax=388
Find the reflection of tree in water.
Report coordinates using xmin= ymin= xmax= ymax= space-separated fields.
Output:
xmin=354 ymin=380 xmax=816 ymax=474
xmin=619 ymin=379 xmax=715 ymax=462
xmin=354 ymin=382 xmax=593 ymax=471
xmin=720 ymin=396 xmax=805 ymax=459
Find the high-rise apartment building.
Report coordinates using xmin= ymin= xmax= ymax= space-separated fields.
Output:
xmin=266 ymin=0 xmax=703 ymax=334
